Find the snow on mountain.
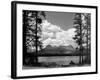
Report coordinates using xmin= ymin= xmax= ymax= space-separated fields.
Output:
xmin=42 ymin=44 xmax=75 ymax=54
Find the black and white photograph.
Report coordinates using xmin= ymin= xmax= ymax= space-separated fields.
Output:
xmin=23 ymin=10 xmax=91 ymax=69
xmin=11 ymin=1 xmax=97 ymax=79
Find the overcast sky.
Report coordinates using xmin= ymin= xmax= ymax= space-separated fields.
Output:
xmin=45 ymin=11 xmax=74 ymax=30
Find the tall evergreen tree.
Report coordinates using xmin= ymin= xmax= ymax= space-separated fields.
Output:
xmin=73 ymin=13 xmax=83 ymax=64
xmin=23 ymin=10 xmax=46 ymax=64
xmin=73 ymin=13 xmax=91 ymax=64
xmin=82 ymin=13 xmax=91 ymax=63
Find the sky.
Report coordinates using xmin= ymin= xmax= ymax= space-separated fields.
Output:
xmin=45 ymin=11 xmax=74 ymax=30
xmin=41 ymin=11 xmax=78 ymax=49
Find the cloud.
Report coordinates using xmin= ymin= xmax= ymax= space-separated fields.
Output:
xmin=41 ymin=20 xmax=77 ymax=48
xmin=43 ymin=38 xmax=69 ymax=48
xmin=56 ymin=29 xmax=77 ymax=48
xmin=42 ymin=20 xmax=62 ymax=32
xmin=42 ymin=32 xmax=54 ymax=40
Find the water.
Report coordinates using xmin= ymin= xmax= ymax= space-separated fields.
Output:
xmin=39 ymin=56 xmax=85 ymax=65
xmin=23 ymin=56 xmax=88 ymax=69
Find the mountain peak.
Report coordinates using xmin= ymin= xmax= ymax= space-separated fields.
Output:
xmin=45 ymin=44 xmax=74 ymax=50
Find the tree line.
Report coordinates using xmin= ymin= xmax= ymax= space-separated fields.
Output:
xmin=73 ymin=13 xmax=91 ymax=64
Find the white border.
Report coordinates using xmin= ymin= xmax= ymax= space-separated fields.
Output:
xmin=17 ymin=3 xmax=96 ymax=77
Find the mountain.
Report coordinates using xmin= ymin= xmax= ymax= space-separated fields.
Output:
xmin=64 ymin=45 xmax=74 ymax=51
xmin=42 ymin=45 xmax=75 ymax=54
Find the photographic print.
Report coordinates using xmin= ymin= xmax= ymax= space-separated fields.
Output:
xmin=11 ymin=1 xmax=98 ymax=79
xmin=23 ymin=11 xmax=91 ymax=68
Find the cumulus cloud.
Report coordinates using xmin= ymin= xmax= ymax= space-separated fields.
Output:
xmin=43 ymin=38 xmax=70 ymax=48
xmin=42 ymin=20 xmax=62 ymax=32
xmin=42 ymin=32 xmax=54 ymax=40
xmin=41 ymin=20 xmax=77 ymax=48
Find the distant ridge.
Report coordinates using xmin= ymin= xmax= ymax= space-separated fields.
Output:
xmin=42 ymin=45 xmax=75 ymax=54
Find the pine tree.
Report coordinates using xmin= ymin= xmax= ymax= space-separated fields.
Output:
xmin=73 ymin=13 xmax=83 ymax=64
xmin=23 ymin=10 xmax=46 ymax=64
xmin=35 ymin=11 xmax=46 ymax=63
xmin=82 ymin=13 xmax=91 ymax=63
xmin=73 ymin=13 xmax=91 ymax=64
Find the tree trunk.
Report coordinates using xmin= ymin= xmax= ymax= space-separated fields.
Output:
xmin=35 ymin=11 xmax=38 ymax=63
xmin=80 ymin=14 xmax=83 ymax=64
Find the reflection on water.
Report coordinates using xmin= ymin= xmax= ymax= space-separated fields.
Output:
xmin=39 ymin=56 xmax=86 ymax=65
xmin=23 ymin=55 xmax=90 ymax=69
